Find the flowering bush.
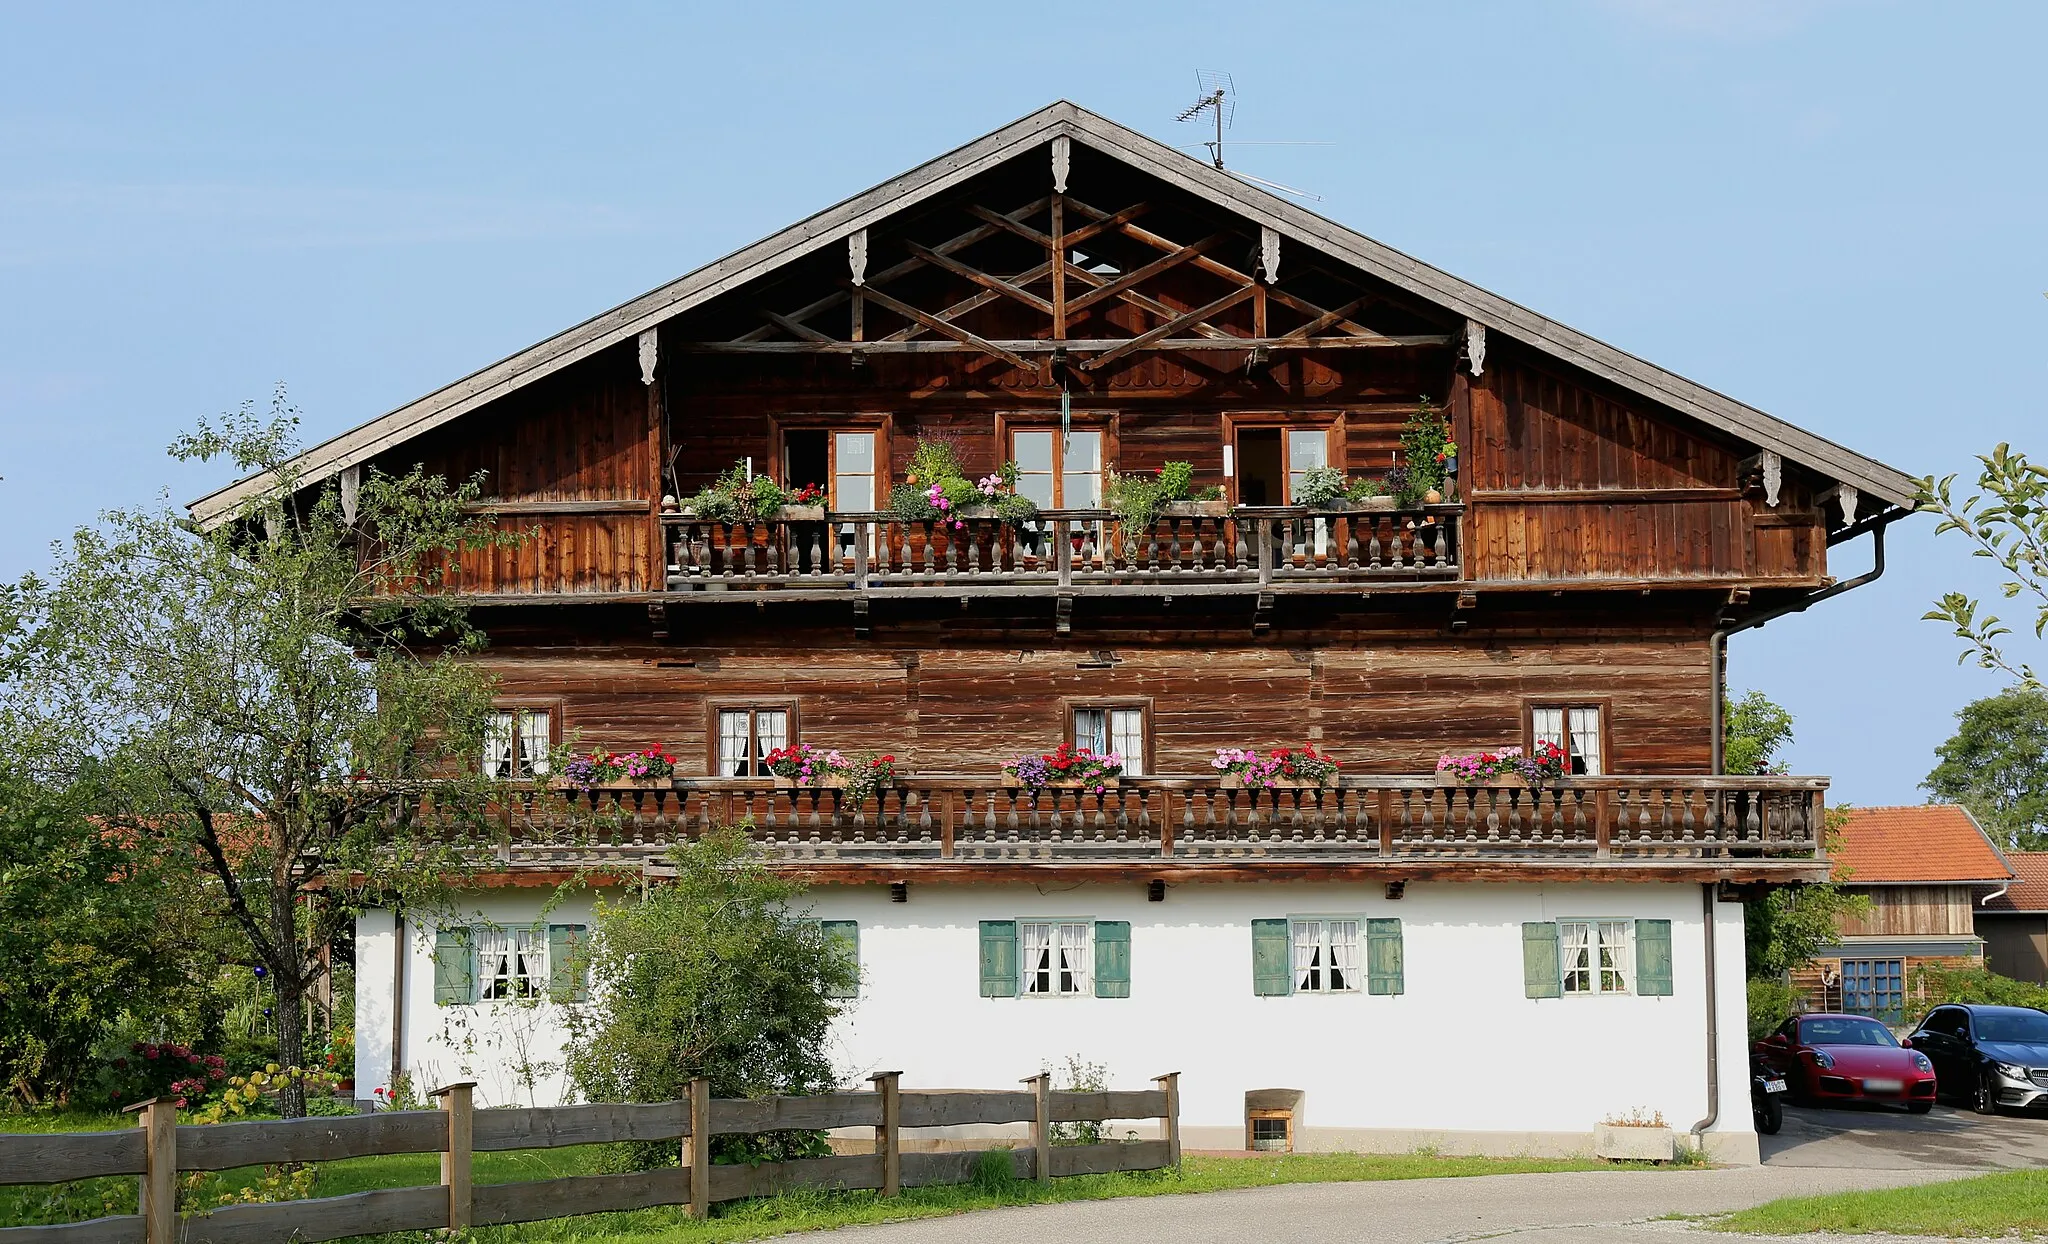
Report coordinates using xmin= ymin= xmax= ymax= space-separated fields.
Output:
xmin=1211 ymin=744 xmax=1341 ymax=788
xmin=682 ymin=460 xmax=790 ymax=522
xmin=184 ymin=1064 xmax=344 ymax=1124
xmin=787 ymin=482 xmax=825 ymax=506
xmin=888 ymin=437 xmax=1038 ymax=528
xmin=764 ymin=744 xmax=899 ymax=804
xmin=98 ymin=1041 xmax=228 ymax=1109
xmin=1004 ymin=742 xmax=1124 ymax=792
xmin=562 ymin=747 xmax=676 ymax=788
xmin=1434 ymin=740 xmax=1568 ymax=784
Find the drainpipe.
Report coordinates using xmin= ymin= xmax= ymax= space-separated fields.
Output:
xmin=1695 ymin=516 xmax=1894 ymax=1146
xmin=1981 ymin=883 xmax=2011 ymax=907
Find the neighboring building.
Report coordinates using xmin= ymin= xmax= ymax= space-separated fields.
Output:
xmin=190 ymin=103 xmax=1917 ymax=1163
xmin=1976 ymin=851 xmax=2048 ymax=984
xmin=1800 ymin=805 xmax=2013 ymax=1021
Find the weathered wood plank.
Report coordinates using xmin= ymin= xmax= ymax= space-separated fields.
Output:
xmin=472 ymin=1101 xmax=688 ymax=1151
xmin=897 ymin=1091 xmax=1038 ymax=1128
xmin=710 ymin=1092 xmax=882 ymax=1135
xmin=1046 ymin=1090 xmax=1167 ymax=1123
xmin=176 ymin=1111 xmax=447 ymax=1171
xmin=707 ymin=1153 xmax=884 ymax=1201
xmin=0 ymin=1129 xmax=144 ymax=1184
xmin=472 ymin=1169 xmax=688 ymax=1226
xmin=0 ymin=1216 xmax=143 ymax=1244
xmin=899 ymin=1147 xmax=1031 ymax=1188
xmin=1048 ymin=1139 xmax=1172 ymax=1177
xmin=172 ymin=1185 xmax=447 ymax=1244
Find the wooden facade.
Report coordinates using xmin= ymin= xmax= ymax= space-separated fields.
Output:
xmin=201 ymin=104 xmax=1920 ymax=886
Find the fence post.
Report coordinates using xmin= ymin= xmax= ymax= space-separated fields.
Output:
xmin=869 ymin=1070 xmax=901 ymax=1196
xmin=432 ymin=1080 xmax=475 ymax=1230
xmin=125 ymin=1097 xmax=176 ymax=1244
xmin=1153 ymin=1071 xmax=1182 ymax=1169
xmin=1022 ymin=1072 xmax=1050 ymax=1184
xmin=687 ymin=1076 xmax=711 ymax=1220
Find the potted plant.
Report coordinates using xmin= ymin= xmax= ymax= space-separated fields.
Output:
xmin=1003 ymin=743 xmax=1124 ymax=792
xmin=1107 ymin=461 xmax=1227 ymax=524
xmin=1594 ymin=1109 xmax=1676 ymax=1162
xmin=561 ymin=747 xmax=677 ymax=790
xmin=765 ymin=744 xmax=900 ymax=803
xmin=778 ymin=482 xmax=827 ymax=522
xmin=1433 ymin=741 xmax=1567 ymax=788
xmin=1212 ymin=745 xmax=1342 ymax=789
xmin=679 ymin=461 xmax=792 ymax=523
xmin=888 ymin=438 xmax=1038 ymax=529
xmin=1400 ymin=398 xmax=1452 ymax=506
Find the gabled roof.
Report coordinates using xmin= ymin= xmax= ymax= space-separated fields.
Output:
xmin=1833 ymin=805 xmax=2013 ymax=885
xmin=188 ymin=100 xmax=1921 ymax=527
xmin=1982 ymin=851 xmax=2048 ymax=912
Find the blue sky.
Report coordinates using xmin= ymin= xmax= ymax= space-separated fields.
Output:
xmin=2 ymin=2 xmax=2041 ymax=803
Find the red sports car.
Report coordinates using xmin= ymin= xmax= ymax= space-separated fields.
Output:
xmin=1754 ymin=1013 xmax=1936 ymax=1112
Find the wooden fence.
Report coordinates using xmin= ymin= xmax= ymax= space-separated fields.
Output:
xmin=0 ymin=1072 xmax=1180 ymax=1243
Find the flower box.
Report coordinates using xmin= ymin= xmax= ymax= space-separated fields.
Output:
xmin=775 ymin=505 xmax=826 ymax=522
xmin=1221 ymin=773 xmax=1338 ymax=790
xmin=1004 ymin=778 xmax=1123 ymax=791
xmin=1159 ymin=500 xmax=1232 ymax=518
xmin=1434 ymin=773 xmax=1530 ymax=789
xmin=1317 ymin=497 xmax=1398 ymax=513
xmin=774 ymin=774 xmax=849 ymax=790
xmin=1593 ymin=1123 xmax=1674 ymax=1162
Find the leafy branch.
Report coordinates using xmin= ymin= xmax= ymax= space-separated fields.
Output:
xmin=1916 ymin=442 xmax=2048 ymax=685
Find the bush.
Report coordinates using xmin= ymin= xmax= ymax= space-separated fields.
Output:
xmin=1910 ymin=964 xmax=2048 ymax=1014
xmin=1747 ymin=977 xmax=1798 ymax=1042
xmin=1293 ymin=466 xmax=1349 ymax=509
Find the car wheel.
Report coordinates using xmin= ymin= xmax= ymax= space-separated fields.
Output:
xmin=1755 ymin=1092 xmax=1783 ymax=1135
xmin=1976 ymin=1070 xmax=2001 ymax=1116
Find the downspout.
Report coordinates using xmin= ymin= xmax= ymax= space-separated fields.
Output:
xmin=1695 ymin=517 xmax=1893 ymax=1146
xmin=390 ymin=907 xmax=405 ymax=1106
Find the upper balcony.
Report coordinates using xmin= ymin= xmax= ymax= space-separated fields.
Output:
xmin=662 ymin=504 xmax=1464 ymax=602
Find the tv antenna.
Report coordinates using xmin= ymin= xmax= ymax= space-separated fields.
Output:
xmin=1173 ymin=72 xmax=1323 ymax=202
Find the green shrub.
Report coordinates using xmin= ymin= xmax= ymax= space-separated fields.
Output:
xmin=1911 ymin=963 xmax=2048 ymax=1013
xmin=1399 ymin=398 xmax=1451 ymax=496
xmin=1293 ymin=466 xmax=1350 ymax=509
xmin=1156 ymin=461 xmax=1194 ymax=499
xmin=1747 ymin=977 xmax=1798 ymax=1041
xmin=685 ymin=462 xmax=789 ymax=522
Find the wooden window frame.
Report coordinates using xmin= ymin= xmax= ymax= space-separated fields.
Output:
xmin=997 ymin=412 xmax=1119 ymax=511
xmin=705 ymin=700 xmax=801 ymax=778
xmin=1060 ymin=696 xmax=1153 ymax=775
xmin=1246 ymin=1110 xmax=1294 ymax=1153
xmin=771 ymin=414 xmax=894 ymax=514
xmin=1523 ymin=698 xmax=1614 ymax=776
xmin=485 ymin=700 xmax=563 ymax=779
xmin=1220 ymin=411 xmax=1343 ymax=507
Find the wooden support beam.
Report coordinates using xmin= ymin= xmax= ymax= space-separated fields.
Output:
xmin=904 ymin=241 xmax=1054 ymax=317
xmin=759 ymin=308 xmax=836 ymax=343
xmin=852 ymin=283 xmax=1034 ymax=371
xmin=683 ymin=334 xmax=1449 ymax=355
xmin=687 ymin=1077 xmax=710 ymax=1219
xmin=1051 ymin=195 xmax=1067 ymax=341
xmin=434 ymin=1080 xmax=476 ymax=1230
xmin=1060 ymin=200 xmax=1152 ymax=249
xmin=1279 ymin=296 xmax=1370 ymax=340
xmin=1079 ymin=286 xmax=1257 ymax=371
xmin=870 ymin=1071 xmax=902 ymax=1196
xmin=967 ymin=203 xmax=1052 ymax=248
xmin=1064 ymin=232 xmax=1234 ymax=317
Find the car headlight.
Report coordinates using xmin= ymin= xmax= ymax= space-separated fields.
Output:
xmin=1993 ymin=1061 xmax=2031 ymax=1082
xmin=1912 ymin=1052 xmax=1933 ymax=1073
xmin=1812 ymin=1050 xmax=1835 ymax=1070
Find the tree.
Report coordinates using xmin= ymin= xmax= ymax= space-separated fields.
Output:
xmin=1724 ymin=689 xmax=1795 ymax=776
xmin=0 ymin=769 xmax=213 ymax=1107
xmin=0 ymin=393 xmax=521 ymax=1116
xmin=565 ymin=829 xmax=857 ymax=1168
xmin=1923 ymin=685 xmax=2048 ymax=850
xmin=1917 ymin=444 xmax=2048 ymax=684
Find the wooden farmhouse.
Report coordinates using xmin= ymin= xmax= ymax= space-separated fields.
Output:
xmin=193 ymin=103 xmax=1918 ymax=1162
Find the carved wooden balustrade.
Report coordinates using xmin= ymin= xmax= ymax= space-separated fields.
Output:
xmin=469 ymin=774 xmax=1826 ymax=876
xmin=662 ymin=506 xmax=1462 ymax=596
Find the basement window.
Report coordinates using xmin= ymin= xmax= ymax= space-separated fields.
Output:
xmin=1247 ymin=1110 xmax=1293 ymax=1152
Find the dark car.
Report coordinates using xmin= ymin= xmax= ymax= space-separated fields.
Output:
xmin=1754 ymin=1013 xmax=1937 ymax=1111
xmin=1906 ymin=1004 xmax=2048 ymax=1113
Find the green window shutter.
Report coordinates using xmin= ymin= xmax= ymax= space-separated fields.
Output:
xmin=1094 ymin=921 xmax=1131 ymax=998
xmin=1636 ymin=919 xmax=1674 ymax=997
xmin=433 ymin=927 xmax=475 ymax=1006
xmin=979 ymin=920 xmax=1018 ymax=998
xmin=821 ymin=920 xmax=860 ymax=1000
xmin=1252 ymin=919 xmax=1292 ymax=996
xmin=546 ymin=924 xmax=589 ymax=1003
xmin=1367 ymin=918 xmax=1405 ymax=996
xmin=1521 ymin=922 xmax=1562 ymax=999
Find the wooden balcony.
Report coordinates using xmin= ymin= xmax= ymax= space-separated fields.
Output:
xmin=483 ymin=773 xmax=1828 ymax=884
xmin=661 ymin=506 xmax=1463 ymax=600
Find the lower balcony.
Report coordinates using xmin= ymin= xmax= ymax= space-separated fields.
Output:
xmin=485 ymin=773 xmax=1828 ymax=884
xmin=662 ymin=506 xmax=1463 ymax=599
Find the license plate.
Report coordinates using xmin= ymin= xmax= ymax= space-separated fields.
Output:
xmin=1864 ymin=1078 xmax=1903 ymax=1093
xmin=1764 ymin=1079 xmax=1787 ymax=1094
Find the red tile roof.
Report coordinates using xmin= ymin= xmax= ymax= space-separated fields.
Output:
xmin=1982 ymin=851 xmax=2048 ymax=912
xmin=1832 ymin=805 xmax=2012 ymax=885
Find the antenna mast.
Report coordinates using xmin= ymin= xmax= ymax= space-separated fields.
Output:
xmin=1175 ymin=71 xmax=1235 ymax=169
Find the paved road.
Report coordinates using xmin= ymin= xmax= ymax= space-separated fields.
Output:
xmin=1762 ymin=1099 xmax=2048 ymax=1169
xmin=813 ymin=1166 xmax=1976 ymax=1243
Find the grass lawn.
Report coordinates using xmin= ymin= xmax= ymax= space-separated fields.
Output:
xmin=4 ymin=1110 xmax=1645 ymax=1242
xmin=1712 ymin=1170 xmax=2048 ymax=1238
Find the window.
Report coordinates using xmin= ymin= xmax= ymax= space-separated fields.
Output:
xmin=1560 ymin=919 xmax=1633 ymax=995
xmin=1531 ymin=704 xmax=1605 ymax=775
xmin=714 ymin=705 xmax=792 ymax=777
xmin=485 ymin=708 xmax=553 ymax=778
xmin=815 ymin=919 xmax=860 ymax=1000
xmin=478 ymin=926 xmax=548 ymax=1000
xmin=1248 ymin=1113 xmax=1292 ymax=1152
xmin=833 ymin=431 xmax=878 ymax=513
xmin=1020 ymin=920 xmax=1093 ymax=996
xmin=434 ymin=923 xmax=588 ymax=1006
xmin=1291 ymin=919 xmax=1360 ymax=993
xmin=1072 ymin=704 xmax=1147 ymax=776
xmin=1013 ymin=429 xmax=1104 ymax=509
xmin=1284 ymin=429 xmax=1329 ymax=503
xmin=1841 ymin=958 xmax=1904 ymax=1023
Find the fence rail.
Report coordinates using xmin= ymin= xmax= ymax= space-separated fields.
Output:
xmin=663 ymin=505 xmax=1462 ymax=595
xmin=0 ymin=1072 xmax=1180 ymax=1244
xmin=465 ymin=774 xmax=1828 ymax=870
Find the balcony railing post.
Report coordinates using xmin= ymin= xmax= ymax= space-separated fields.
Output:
xmin=1056 ymin=520 xmax=1073 ymax=588
xmin=1257 ymin=518 xmax=1274 ymax=587
xmin=1594 ymin=788 xmax=1612 ymax=859
xmin=854 ymin=519 xmax=870 ymax=589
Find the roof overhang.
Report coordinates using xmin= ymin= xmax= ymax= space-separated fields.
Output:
xmin=188 ymin=100 xmax=1921 ymax=528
